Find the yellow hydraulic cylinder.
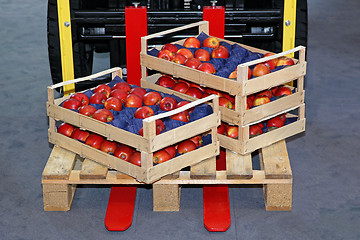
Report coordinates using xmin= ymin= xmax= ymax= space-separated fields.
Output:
xmin=57 ymin=0 xmax=75 ymax=95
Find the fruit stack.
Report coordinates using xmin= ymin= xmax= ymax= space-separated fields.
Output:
xmin=47 ymin=67 xmax=221 ymax=184
xmin=140 ymin=21 xmax=307 ymax=155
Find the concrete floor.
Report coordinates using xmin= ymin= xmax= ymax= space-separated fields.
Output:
xmin=0 ymin=0 xmax=359 ymax=239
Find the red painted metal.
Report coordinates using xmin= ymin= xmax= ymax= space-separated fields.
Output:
xmin=203 ymin=6 xmax=225 ymax=38
xmin=105 ymin=186 xmax=137 ymax=231
xmin=203 ymin=6 xmax=230 ymax=232
xmin=125 ymin=6 xmax=147 ymax=86
xmin=203 ymin=185 xmax=231 ymax=232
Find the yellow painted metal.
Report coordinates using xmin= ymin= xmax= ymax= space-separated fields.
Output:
xmin=282 ymin=0 xmax=297 ymax=58
xmin=57 ymin=0 xmax=75 ymax=95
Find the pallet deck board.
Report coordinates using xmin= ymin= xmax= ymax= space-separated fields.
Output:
xmin=260 ymin=140 xmax=292 ymax=179
xmin=42 ymin=145 xmax=77 ymax=180
xmin=80 ymin=158 xmax=108 ymax=179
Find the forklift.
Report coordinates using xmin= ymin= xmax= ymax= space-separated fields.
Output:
xmin=47 ymin=0 xmax=307 ymax=93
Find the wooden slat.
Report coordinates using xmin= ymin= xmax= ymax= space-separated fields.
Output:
xmin=80 ymin=159 xmax=108 ymax=179
xmin=259 ymin=140 xmax=292 ymax=179
xmin=226 ymin=149 xmax=253 ymax=179
xmin=42 ymin=146 xmax=76 ymax=180
xmin=190 ymin=157 xmax=217 ymax=179
xmin=243 ymin=62 xmax=307 ymax=96
xmin=242 ymin=91 xmax=305 ymax=125
xmin=244 ymin=118 xmax=305 ymax=154
xmin=42 ymin=170 xmax=292 ymax=185
xmin=150 ymin=112 xmax=220 ymax=152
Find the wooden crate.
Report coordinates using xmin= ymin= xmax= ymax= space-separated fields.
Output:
xmin=47 ymin=68 xmax=220 ymax=184
xmin=42 ymin=139 xmax=292 ymax=212
xmin=140 ymin=21 xmax=306 ymax=155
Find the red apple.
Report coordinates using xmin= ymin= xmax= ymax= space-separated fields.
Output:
xmin=176 ymin=101 xmax=194 ymax=113
xmin=94 ymin=84 xmax=111 ymax=98
xmin=274 ymin=86 xmax=292 ymax=97
xmin=252 ymin=95 xmax=271 ymax=107
xmin=267 ymin=116 xmax=285 ymax=130
xmin=189 ymin=83 xmax=205 ymax=92
xmin=197 ymin=63 xmax=216 ymax=74
xmin=217 ymin=122 xmax=228 ymax=135
xmin=176 ymin=48 xmax=194 ymax=59
xmin=184 ymin=57 xmax=201 ymax=69
xmin=190 ymin=135 xmax=203 ymax=147
xmin=129 ymin=151 xmax=142 ymax=166
xmin=93 ymin=109 xmax=114 ymax=122
xmin=219 ymin=97 xmax=233 ymax=109
xmin=276 ymin=56 xmax=294 ymax=67
xmin=270 ymin=86 xmax=279 ymax=96
xmin=156 ymin=119 xmax=165 ymax=132
xmin=159 ymin=97 xmax=178 ymax=111
xmin=183 ymin=37 xmax=201 ymax=48
xmin=114 ymin=145 xmax=134 ymax=161
xmin=172 ymin=82 xmax=189 ymax=93
xmin=78 ymin=105 xmax=97 ymax=117
xmin=100 ymin=140 xmax=118 ymax=154
xmin=157 ymin=75 xmax=176 ymax=88
xmin=143 ymin=92 xmax=162 ymax=105
xmin=249 ymin=124 xmax=263 ymax=138
xmin=134 ymin=106 xmax=154 ymax=119
xmin=112 ymin=82 xmax=131 ymax=93
xmin=70 ymin=128 xmax=90 ymax=142
xmin=177 ymin=79 xmax=191 ymax=87
xmin=172 ymin=53 xmax=187 ymax=64
xmin=130 ymin=87 xmax=147 ymax=99
xmin=177 ymin=140 xmax=197 ymax=154
xmin=170 ymin=110 xmax=190 ymax=122
xmin=58 ymin=123 xmax=75 ymax=137
xmin=110 ymin=89 xmax=128 ymax=102
xmin=161 ymin=43 xmax=178 ymax=53
xmin=256 ymin=89 xmax=273 ymax=99
xmin=279 ymin=113 xmax=287 ymax=123
xmin=252 ymin=63 xmax=271 ymax=77
xmin=222 ymin=93 xmax=235 ymax=105
xmin=194 ymin=49 xmax=210 ymax=61
xmin=185 ymin=87 xmax=203 ymax=99
xmin=227 ymin=126 xmax=239 ymax=139
xmin=201 ymin=92 xmax=211 ymax=98
xmin=125 ymin=94 xmax=142 ymax=108
xmin=263 ymin=52 xmax=278 ymax=70
xmin=62 ymin=98 xmax=82 ymax=110
xmin=164 ymin=145 xmax=176 ymax=158
xmin=153 ymin=150 xmax=172 ymax=164
xmin=90 ymin=92 xmax=107 ymax=104
xmin=211 ymin=45 xmax=229 ymax=59
xmin=202 ymin=36 xmax=220 ymax=48
xmin=104 ymin=97 xmax=122 ymax=111
xmin=205 ymin=88 xmax=223 ymax=97
xmin=228 ymin=67 xmax=252 ymax=79
xmin=157 ymin=49 xmax=174 ymax=61
xmin=85 ymin=133 xmax=105 ymax=149
xmin=70 ymin=92 xmax=89 ymax=105
xmin=138 ymin=126 xmax=161 ymax=136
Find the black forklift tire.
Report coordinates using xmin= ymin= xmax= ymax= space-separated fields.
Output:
xmin=47 ymin=0 xmax=94 ymax=92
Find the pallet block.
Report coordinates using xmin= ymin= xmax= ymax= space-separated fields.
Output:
xmin=42 ymin=139 xmax=292 ymax=212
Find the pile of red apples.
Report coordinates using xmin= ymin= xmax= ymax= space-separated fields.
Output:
xmin=57 ymin=122 xmax=205 ymax=166
xmin=157 ymin=74 xmax=293 ymax=110
xmin=157 ymin=36 xmax=294 ymax=79
xmin=61 ymin=81 xmax=198 ymax=136
xmin=157 ymin=36 xmax=229 ymax=74
xmin=218 ymin=112 xmax=288 ymax=139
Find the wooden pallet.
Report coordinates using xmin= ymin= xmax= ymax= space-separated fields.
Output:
xmin=42 ymin=139 xmax=292 ymax=212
